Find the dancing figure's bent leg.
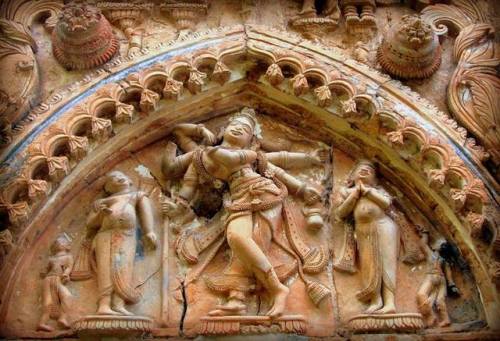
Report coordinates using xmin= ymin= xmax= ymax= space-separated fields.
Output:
xmin=226 ymin=215 xmax=289 ymax=318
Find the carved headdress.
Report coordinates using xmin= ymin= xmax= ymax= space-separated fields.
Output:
xmin=229 ymin=107 xmax=261 ymax=138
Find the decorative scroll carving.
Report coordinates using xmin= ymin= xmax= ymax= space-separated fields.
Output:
xmin=378 ymin=15 xmax=441 ymax=79
xmin=448 ymin=24 xmax=499 ymax=165
xmin=0 ymin=19 xmax=39 ymax=143
xmin=37 ymin=234 xmax=73 ymax=332
xmin=52 ymin=2 xmax=118 ymax=70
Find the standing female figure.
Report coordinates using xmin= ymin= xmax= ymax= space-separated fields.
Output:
xmin=336 ymin=160 xmax=398 ymax=314
xmin=73 ymin=171 xmax=158 ymax=316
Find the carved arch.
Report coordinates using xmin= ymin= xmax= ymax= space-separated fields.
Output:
xmin=0 ymin=25 xmax=498 ymax=332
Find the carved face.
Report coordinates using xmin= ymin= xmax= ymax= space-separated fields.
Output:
xmin=223 ymin=117 xmax=254 ymax=148
xmin=352 ymin=163 xmax=376 ymax=185
xmin=104 ymin=171 xmax=132 ymax=193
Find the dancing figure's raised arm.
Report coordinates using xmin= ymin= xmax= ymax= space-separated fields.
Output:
xmin=162 ymin=124 xmax=216 ymax=178
xmin=173 ymin=123 xmax=216 ymax=152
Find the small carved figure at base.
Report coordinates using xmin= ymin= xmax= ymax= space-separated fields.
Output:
xmin=72 ymin=315 xmax=153 ymax=336
xmin=348 ymin=313 xmax=424 ymax=332
xmin=198 ymin=315 xmax=306 ymax=335
xmin=416 ymin=229 xmax=460 ymax=328
xmin=37 ymin=234 xmax=74 ymax=332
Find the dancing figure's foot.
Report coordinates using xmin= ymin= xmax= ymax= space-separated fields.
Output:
xmin=365 ymin=296 xmax=383 ymax=314
xmin=424 ymin=314 xmax=437 ymax=327
xmin=208 ymin=299 xmax=247 ymax=316
xmin=37 ymin=323 xmax=54 ymax=332
xmin=266 ymin=284 xmax=290 ymax=318
xmin=376 ymin=304 xmax=396 ymax=314
xmin=57 ymin=316 xmax=71 ymax=329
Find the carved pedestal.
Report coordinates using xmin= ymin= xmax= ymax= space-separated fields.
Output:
xmin=348 ymin=313 xmax=424 ymax=333
xmin=72 ymin=315 xmax=153 ymax=336
xmin=198 ymin=315 xmax=307 ymax=336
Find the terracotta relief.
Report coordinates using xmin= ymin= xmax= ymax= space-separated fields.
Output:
xmin=289 ymin=0 xmax=340 ymax=39
xmin=161 ymin=0 xmax=209 ymax=31
xmin=416 ymin=228 xmax=460 ymax=329
xmin=340 ymin=0 xmax=377 ymax=35
xmin=52 ymin=2 xmax=118 ymax=70
xmin=334 ymin=160 xmax=423 ymax=331
xmin=0 ymin=19 xmax=39 ymax=144
xmin=421 ymin=0 xmax=499 ymax=169
xmin=70 ymin=171 xmax=158 ymax=333
xmin=37 ymin=234 xmax=73 ymax=332
xmin=162 ymin=109 xmax=332 ymax=335
xmin=0 ymin=1 xmax=498 ymax=339
xmin=98 ymin=1 xmax=153 ymax=57
xmin=378 ymin=15 xmax=441 ymax=79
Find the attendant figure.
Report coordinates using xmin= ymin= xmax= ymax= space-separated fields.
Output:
xmin=37 ymin=235 xmax=74 ymax=332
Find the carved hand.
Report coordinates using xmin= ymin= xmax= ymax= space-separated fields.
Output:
xmin=99 ymin=203 xmax=112 ymax=214
xmin=144 ymin=232 xmax=158 ymax=250
xmin=358 ymin=182 xmax=370 ymax=196
xmin=161 ymin=199 xmax=180 ymax=218
xmin=61 ymin=273 xmax=70 ymax=284
xmin=303 ymin=186 xmax=321 ymax=205
xmin=311 ymin=148 xmax=329 ymax=165
xmin=200 ymin=126 xmax=217 ymax=145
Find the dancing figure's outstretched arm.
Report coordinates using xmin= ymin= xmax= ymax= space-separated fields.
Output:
xmin=266 ymin=148 xmax=328 ymax=169
xmin=267 ymin=162 xmax=321 ymax=205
